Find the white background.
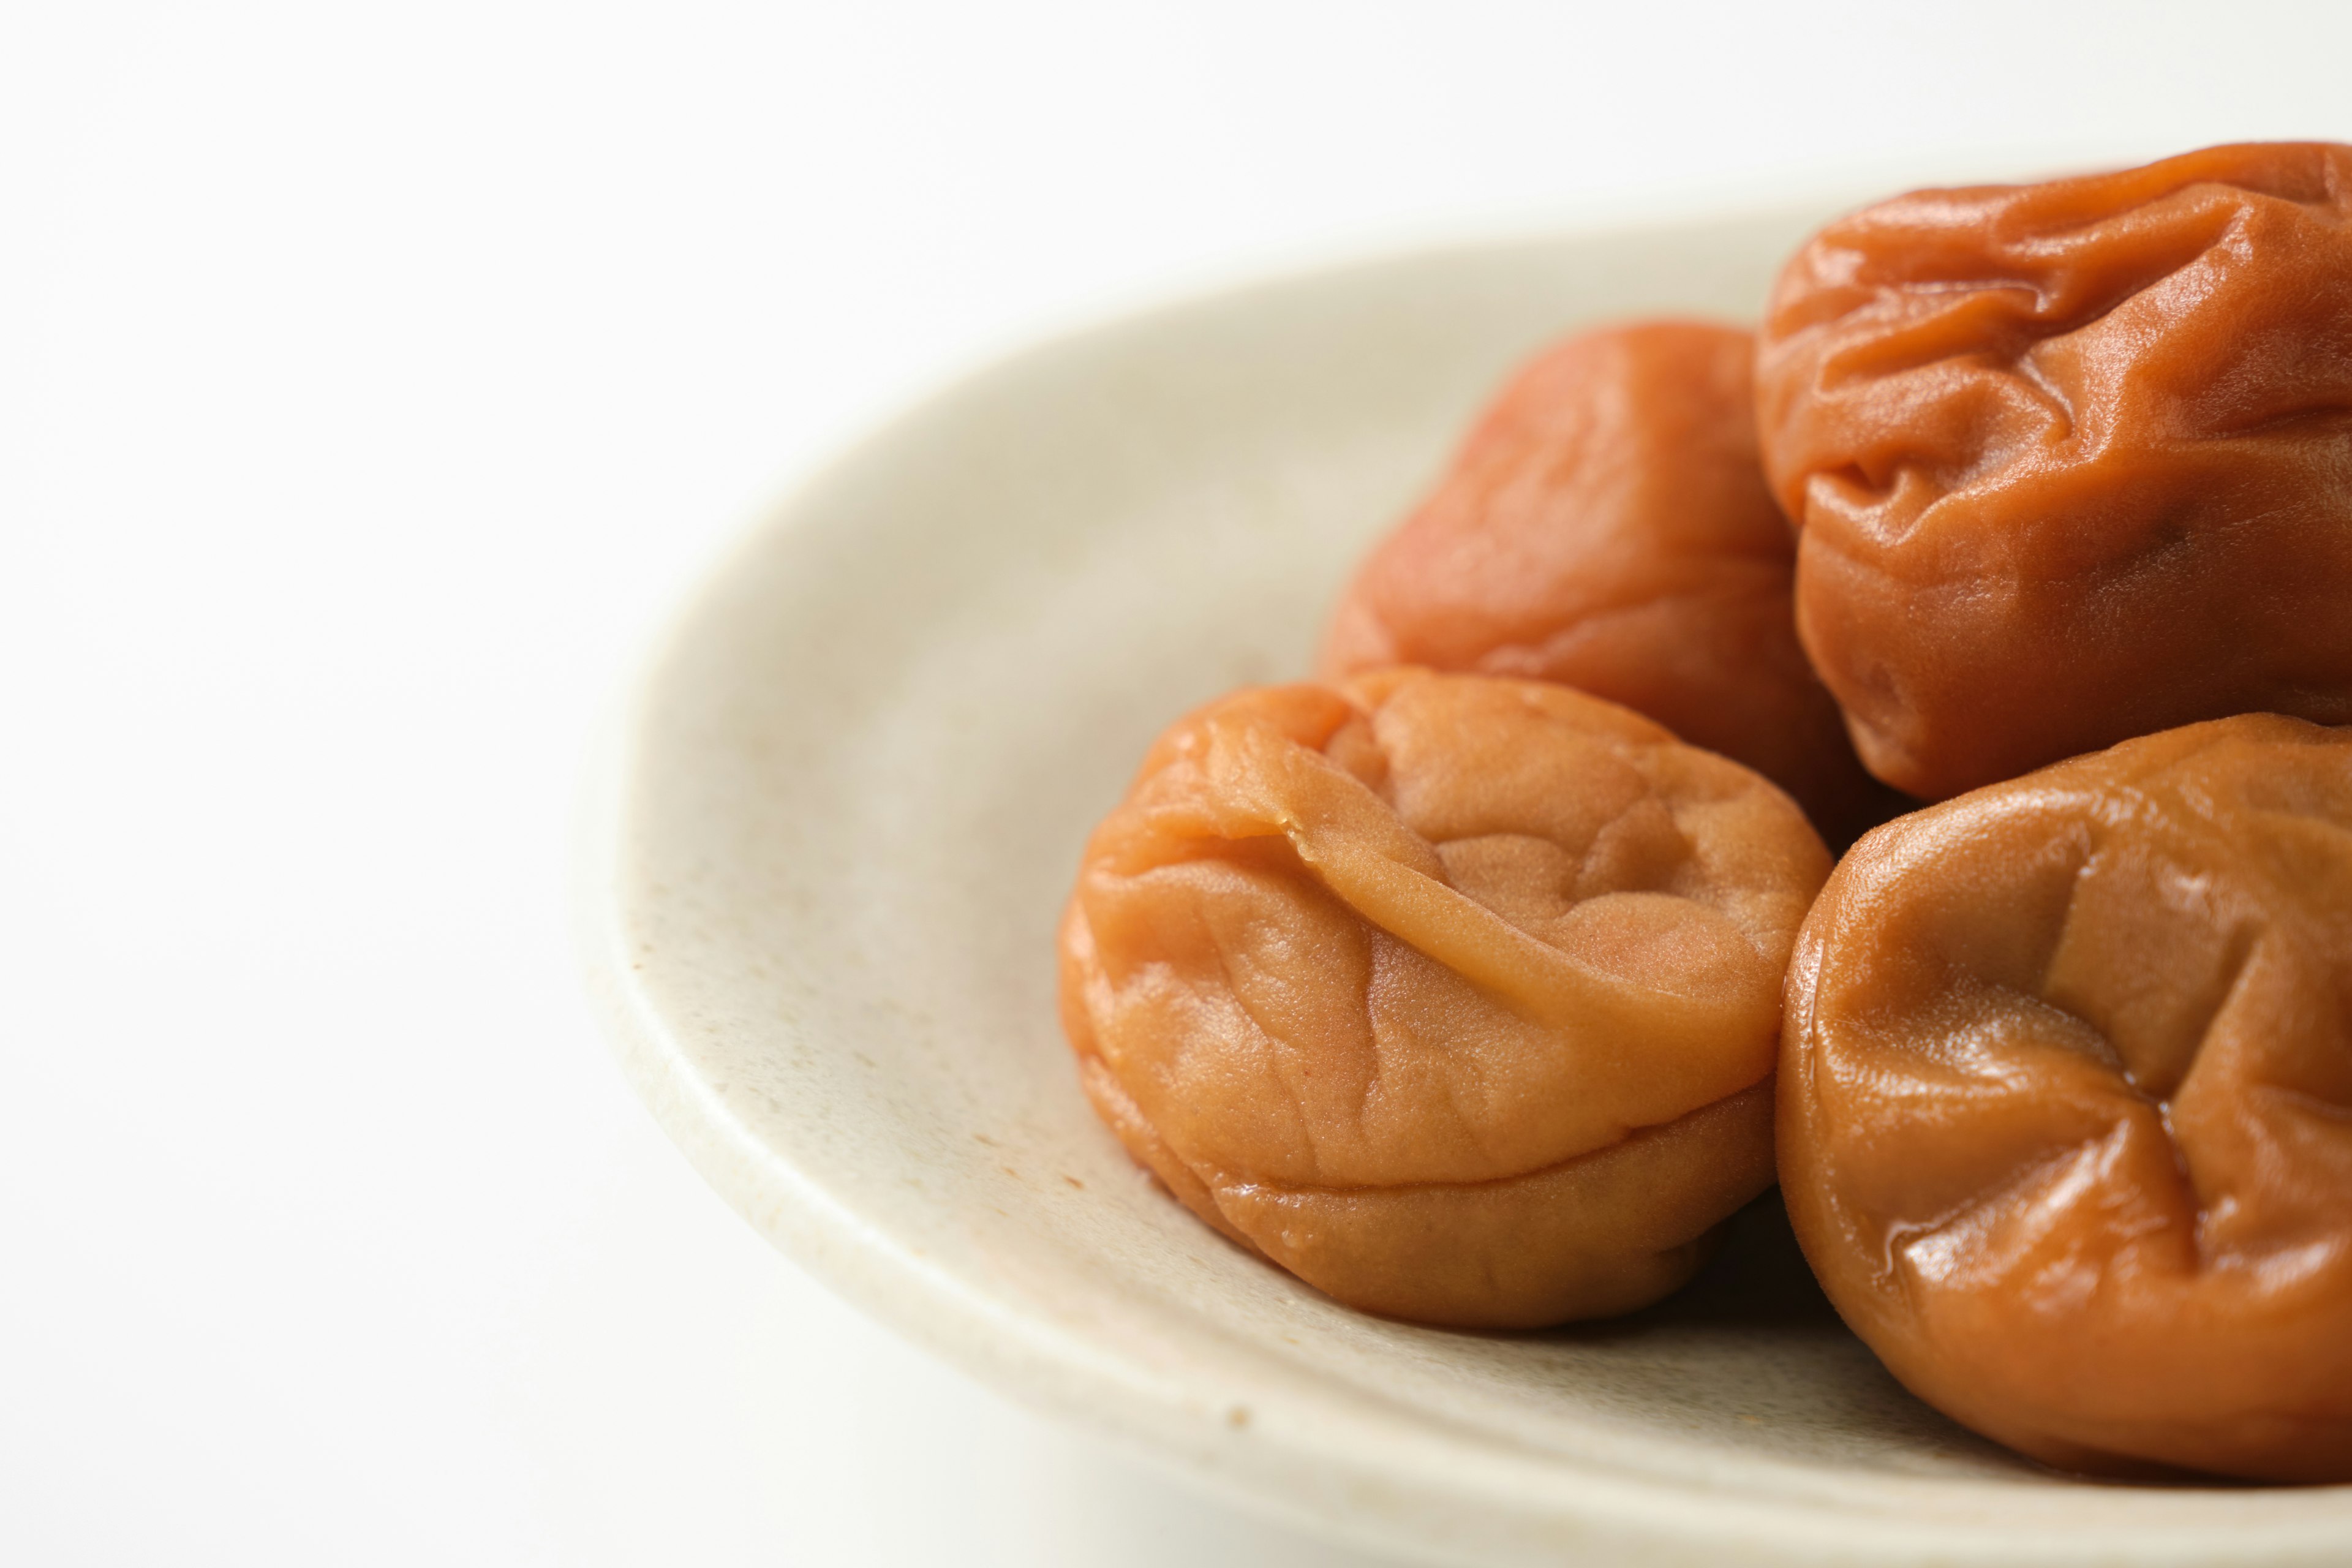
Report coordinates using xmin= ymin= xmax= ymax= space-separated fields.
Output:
xmin=9 ymin=4 xmax=2352 ymax=1562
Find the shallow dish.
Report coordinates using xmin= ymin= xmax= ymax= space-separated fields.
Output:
xmin=581 ymin=203 xmax=2352 ymax=1565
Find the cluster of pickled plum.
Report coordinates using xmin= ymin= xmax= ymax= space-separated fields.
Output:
xmin=1058 ymin=142 xmax=2352 ymax=1483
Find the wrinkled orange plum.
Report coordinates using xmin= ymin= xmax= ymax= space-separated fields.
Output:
xmin=1781 ymin=715 xmax=2352 ymax=1481
xmin=1321 ymin=319 xmax=1898 ymax=847
xmin=1060 ymin=668 xmax=1831 ymax=1329
xmin=1757 ymin=143 xmax=2352 ymax=800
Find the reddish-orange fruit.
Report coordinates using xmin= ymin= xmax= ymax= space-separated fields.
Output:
xmin=1757 ymin=142 xmax=2352 ymax=801
xmin=1321 ymin=319 xmax=1897 ymax=846
xmin=1060 ymin=668 xmax=1830 ymax=1329
xmin=1781 ymin=715 xmax=2352 ymax=1481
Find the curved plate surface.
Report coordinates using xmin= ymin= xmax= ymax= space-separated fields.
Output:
xmin=582 ymin=205 xmax=2352 ymax=1566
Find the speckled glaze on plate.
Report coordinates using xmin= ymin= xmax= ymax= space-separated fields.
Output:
xmin=579 ymin=203 xmax=2352 ymax=1566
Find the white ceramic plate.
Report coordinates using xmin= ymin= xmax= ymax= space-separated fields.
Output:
xmin=581 ymin=205 xmax=2352 ymax=1566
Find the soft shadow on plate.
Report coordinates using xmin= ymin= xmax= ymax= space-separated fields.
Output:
xmin=1585 ymin=1188 xmax=1841 ymax=1335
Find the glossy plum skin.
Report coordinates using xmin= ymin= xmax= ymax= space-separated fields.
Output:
xmin=1060 ymin=669 xmax=1830 ymax=1329
xmin=1321 ymin=320 xmax=1899 ymax=848
xmin=1757 ymin=143 xmax=2352 ymax=801
xmin=1779 ymin=715 xmax=2352 ymax=1481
